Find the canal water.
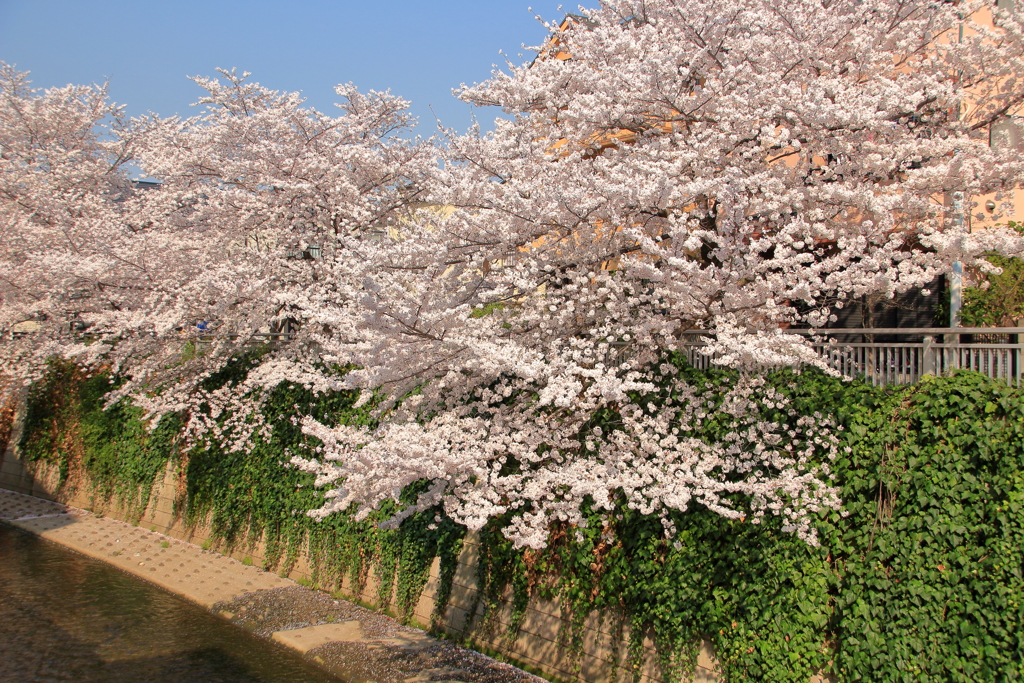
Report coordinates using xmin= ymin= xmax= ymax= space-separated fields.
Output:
xmin=0 ymin=524 xmax=340 ymax=683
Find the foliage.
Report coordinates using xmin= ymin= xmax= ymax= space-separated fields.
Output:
xmin=0 ymin=62 xmax=433 ymax=403
xmin=20 ymin=356 xmax=464 ymax=625
xmin=17 ymin=359 xmax=1024 ymax=682
xmin=962 ymin=223 xmax=1024 ymax=326
xmin=20 ymin=360 xmax=180 ymax=517
xmin=0 ymin=389 xmax=16 ymax=457
xmin=288 ymin=0 xmax=1024 ymax=547
xmin=831 ymin=373 xmax=1024 ymax=682
xmin=473 ymin=369 xmax=1024 ymax=683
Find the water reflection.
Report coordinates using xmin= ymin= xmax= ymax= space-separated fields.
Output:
xmin=0 ymin=524 xmax=339 ymax=682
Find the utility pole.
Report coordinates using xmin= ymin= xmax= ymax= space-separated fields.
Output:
xmin=947 ymin=192 xmax=964 ymax=345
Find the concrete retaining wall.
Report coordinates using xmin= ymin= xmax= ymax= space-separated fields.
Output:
xmin=0 ymin=394 xmax=827 ymax=683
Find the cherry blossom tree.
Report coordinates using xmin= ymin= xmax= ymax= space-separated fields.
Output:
xmin=292 ymin=0 xmax=1024 ymax=547
xmin=0 ymin=63 xmax=139 ymax=388
xmin=0 ymin=65 xmax=433 ymax=426
xmin=7 ymin=0 xmax=1024 ymax=549
xmin=110 ymin=69 xmax=436 ymax=440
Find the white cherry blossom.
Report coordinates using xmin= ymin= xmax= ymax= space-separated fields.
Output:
xmin=6 ymin=0 xmax=1024 ymax=548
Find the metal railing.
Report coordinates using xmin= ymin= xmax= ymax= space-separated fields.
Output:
xmin=680 ymin=328 xmax=1024 ymax=386
xmin=193 ymin=332 xmax=296 ymax=348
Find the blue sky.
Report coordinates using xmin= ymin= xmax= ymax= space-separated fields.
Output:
xmin=0 ymin=0 xmax=569 ymax=133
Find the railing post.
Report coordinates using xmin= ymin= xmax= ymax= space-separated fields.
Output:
xmin=1011 ymin=329 xmax=1020 ymax=386
xmin=943 ymin=328 xmax=961 ymax=374
xmin=922 ymin=335 xmax=936 ymax=377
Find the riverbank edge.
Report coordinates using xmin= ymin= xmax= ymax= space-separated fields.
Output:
xmin=0 ymin=488 xmax=544 ymax=683
xmin=0 ymin=384 xmax=702 ymax=683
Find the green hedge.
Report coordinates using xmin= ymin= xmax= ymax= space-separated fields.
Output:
xmin=17 ymin=359 xmax=1024 ymax=682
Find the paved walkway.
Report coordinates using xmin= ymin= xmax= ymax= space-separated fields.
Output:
xmin=0 ymin=488 xmax=542 ymax=683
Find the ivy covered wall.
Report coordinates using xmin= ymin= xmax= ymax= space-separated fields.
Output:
xmin=8 ymin=359 xmax=1024 ymax=683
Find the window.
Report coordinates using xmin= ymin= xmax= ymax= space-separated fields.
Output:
xmin=990 ymin=116 xmax=1024 ymax=151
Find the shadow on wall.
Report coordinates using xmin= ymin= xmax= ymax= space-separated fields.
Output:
xmin=0 ymin=388 xmax=194 ymax=543
xmin=0 ymin=388 xmax=16 ymax=467
xmin=0 ymin=388 xmax=57 ymax=501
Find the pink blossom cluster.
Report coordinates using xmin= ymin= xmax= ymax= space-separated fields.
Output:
xmin=292 ymin=371 xmax=844 ymax=548
xmin=5 ymin=0 xmax=1024 ymax=547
